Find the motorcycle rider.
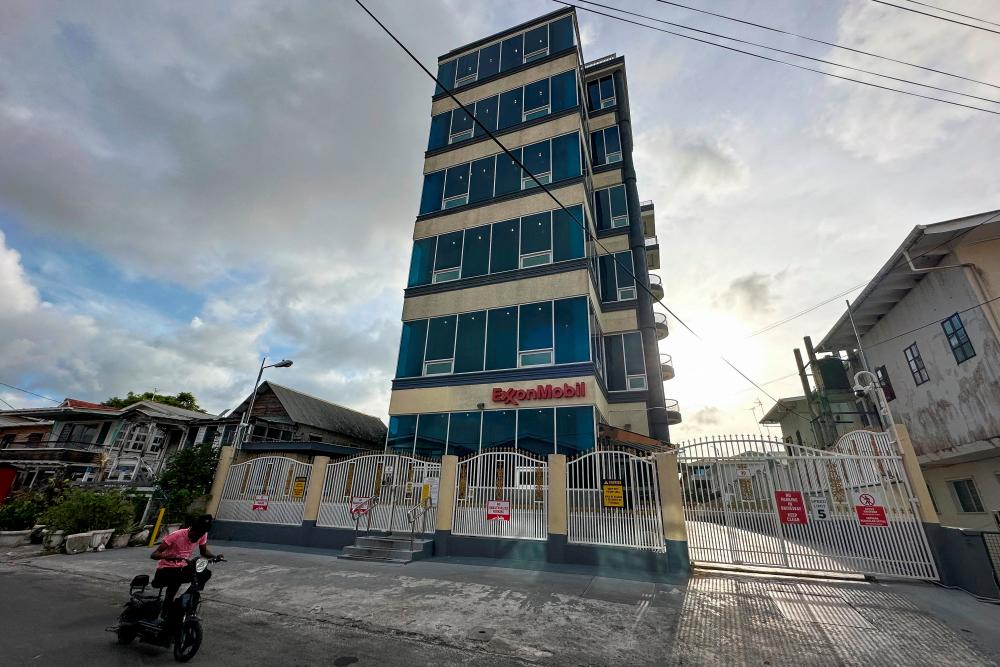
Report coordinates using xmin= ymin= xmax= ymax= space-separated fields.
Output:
xmin=149 ymin=514 xmax=222 ymax=621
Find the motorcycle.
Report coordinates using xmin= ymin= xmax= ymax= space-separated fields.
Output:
xmin=111 ymin=555 xmax=225 ymax=662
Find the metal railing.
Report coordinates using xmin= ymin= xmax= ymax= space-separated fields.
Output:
xmin=352 ymin=495 xmax=379 ymax=537
xmin=648 ymin=274 xmax=663 ymax=287
xmin=664 ymin=399 xmax=680 ymax=412
xmin=453 ymin=450 xmax=548 ymax=541
xmin=216 ymin=455 xmax=312 ymax=526
xmin=407 ymin=497 xmax=434 ymax=550
xmin=585 ymin=53 xmax=617 ymax=68
xmin=639 ymin=200 xmax=653 ymax=208
xmin=645 ymin=235 xmax=659 ymax=247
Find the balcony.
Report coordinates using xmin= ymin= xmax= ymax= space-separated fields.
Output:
xmin=660 ymin=353 xmax=675 ymax=381
xmin=665 ymin=399 xmax=683 ymax=425
xmin=654 ymin=311 xmax=669 ymax=340
xmin=649 ymin=273 xmax=664 ymax=301
xmin=640 ymin=201 xmax=655 ymax=238
xmin=645 ymin=235 xmax=660 ymax=270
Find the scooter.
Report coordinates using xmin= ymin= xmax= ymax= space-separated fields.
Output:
xmin=111 ymin=555 xmax=225 ymax=662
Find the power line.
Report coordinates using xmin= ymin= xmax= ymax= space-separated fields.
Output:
xmin=869 ymin=0 xmax=1000 ymax=36
xmin=747 ymin=282 xmax=869 ymax=338
xmin=647 ymin=0 xmax=1000 ymax=89
xmin=896 ymin=0 xmax=1000 ymax=28
xmin=0 ymin=381 xmax=60 ymax=404
xmin=557 ymin=1 xmax=1000 ymax=115
xmin=352 ymin=0 xmax=816 ymax=427
xmin=868 ymin=293 xmax=1000 ymax=349
xmin=577 ymin=0 xmax=1000 ymax=105
xmin=0 ymin=396 xmax=15 ymax=409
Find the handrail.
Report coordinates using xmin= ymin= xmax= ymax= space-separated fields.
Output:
xmin=654 ymin=312 xmax=668 ymax=326
xmin=585 ymin=53 xmax=617 ymax=68
xmin=639 ymin=200 xmax=653 ymax=208
xmin=352 ymin=495 xmax=379 ymax=537
xmin=649 ymin=273 xmax=662 ymax=286
xmin=660 ymin=353 xmax=673 ymax=365
xmin=664 ymin=398 xmax=680 ymax=411
xmin=407 ymin=497 xmax=433 ymax=550
xmin=644 ymin=235 xmax=659 ymax=247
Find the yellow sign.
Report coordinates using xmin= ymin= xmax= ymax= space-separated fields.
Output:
xmin=291 ymin=477 xmax=308 ymax=498
xmin=602 ymin=480 xmax=625 ymax=508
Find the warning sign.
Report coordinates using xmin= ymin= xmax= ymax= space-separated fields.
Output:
xmin=350 ymin=496 xmax=372 ymax=516
xmin=252 ymin=495 xmax=269 ymax=511
xmin=291 ymin=477 xmax=307 ymax=498
xmin=486 ymin=499 xmax=511 ymax=521
xmin=774 ymin=490 xmax=808 ymax=525
xmin=602 ymin=479 xmax=625 ymax=508
xmin=855 ymin=504 xmax=888 ymax=527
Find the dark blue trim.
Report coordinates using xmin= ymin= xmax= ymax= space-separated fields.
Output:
xmin=593 ymin=163 xmax=623 ymax=176
xmin=586 ymin=106 xmax=618 ymax=120
xmin=392 ymin=362 xmax=595 ymax=390
xmin=406 ymin=259 xmax=589 ymax=298
xmin=597 ymin=227 xmax=630 ymax=240
xmin=425 ymin=106 xmax=582 ymax=159
xmin=212 ymin=520 xmax=356 ymax=550
xmin=416 ymin=176 xmax=586 ymax=223
xmin=585 ymin=55 xmax=625 ymax=72
xmin=603 ymin=299 xmax=638 ymax=311
xmin=434 ymin=46 xmax=579 ymax=101
xmin=439 ymin=7 xmax=574 ymax=61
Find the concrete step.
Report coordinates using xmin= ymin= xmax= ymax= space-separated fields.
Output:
xmin=354 ymin=535 xmax=433 ymax=550
xmin=339 ymin=544 xmax=431 ymax=563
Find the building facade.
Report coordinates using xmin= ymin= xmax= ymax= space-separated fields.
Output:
xmin=387 ymin=8 xmax=679 ymax=460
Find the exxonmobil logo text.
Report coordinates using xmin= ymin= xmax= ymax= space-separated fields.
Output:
xmin=491 ymin=382 xmax=586 ymax=406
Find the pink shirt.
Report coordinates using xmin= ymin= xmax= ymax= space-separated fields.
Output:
xmin=157 ymin=528 xmax=207 ymax=569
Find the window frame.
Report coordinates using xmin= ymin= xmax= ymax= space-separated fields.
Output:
xmin=948 ymin=478 xmax=985 ymax=513
xmin=904 ymin=342 xmax=929 ymax=385
xmin=603 ymin=330 xmax=648 ymax=392
xmin=874 ymin=365 xmax=896 ymax=402
xmin=941 ymin=313 xmax=976 ymax=364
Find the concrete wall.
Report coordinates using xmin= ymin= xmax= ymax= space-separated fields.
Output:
xmin=923 ymin=458 xmax=1000 ymax=531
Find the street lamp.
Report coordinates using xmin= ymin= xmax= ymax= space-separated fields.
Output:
xmin=236 ymin=357 xmax=293 ymax=449
xmin=852 ymin=370 xmax=898 ymax=443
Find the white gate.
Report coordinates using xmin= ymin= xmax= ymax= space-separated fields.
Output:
xmin=567 ymin=450 xmax=665 ymax=552
xmin=217 ymin=456 xmax=311 ymax=525
xmin=317 ymin=453 xmax=439 ymax=533
xmin=453 ymin=450 xmax=548 ymax=540
xmin=677 ymin=433 xmax=938 ymax=580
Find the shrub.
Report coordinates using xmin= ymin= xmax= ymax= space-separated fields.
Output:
xmin=157 ymin=442 xmax=220 ymax=523
xmin=0 ymin=497 xmax=43 ymax=531
xmin=40 ymin=489 xmax=134 ymax=535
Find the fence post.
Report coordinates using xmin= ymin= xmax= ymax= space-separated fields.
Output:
xmin=893 ymin=424 xmax=939 ymax=524
xmin=302 ymin=456 xmax=330 ymax=525
xmin=206 ymin=445 xmax=235 ymax=517
xmin=434 ymin=455 xmax=458 ymax=556
xmin=547 ymin=454 xmax=568 ymax=563
xmin=654 ymin=450 xmax=690 ymax=572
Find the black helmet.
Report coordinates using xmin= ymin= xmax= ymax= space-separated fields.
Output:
xmin=192 ymin=514 xmax=213 ymax=533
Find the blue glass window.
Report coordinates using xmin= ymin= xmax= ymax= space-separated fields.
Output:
xmin=443 ymin=163 xmax=470 ymax=207
xmin=491 ymin=218 xmax=519 ymax=273
xmin=592 ymin=126 xmax=622 ymax=166
xmin=498 ymin=88 xmax=522 ymax=130
xmin=552 ymin=205 xmax=585 ymax=261
xmin=523 ymin=79 xmax=550 ymax=118
xmin=522 ymin=140 xmax=550 ymax=185
xmin=387 ymin=415 xmax=417 ymax=454
xmin=594 ymin=185 xmax=628 ymax=229
xmin=523 ymin=25 xmax=548 ymax=61
xmin=550 ymin=70 xmax=577 ymax=112
xmin=942 ymin=313 xmax=976 ymax=363
xmin=483 ymin=410 xmax=516 ymax=449
xmin=396 ymin=320 xmax=427 ymax=378
xmin=591 ymin=129 xmax=606 ymax=166
xmin=549 ymin=16 xmax=575 ymax=53
xmin=624 ymin=331 xmax=645 ymax=376
xmin=428 ymin=112 xmax=450 ymax=150
xmin=604 ymin=335 xmax=626 ymax=391
xmin=551 ymin=133 xmax=581 ymax=181
xmin=455 ymin=52 xmax=479 ymax=85
xmin=408 ymin=237 xmax=435 ymax=287
xmin=474 ymin=96 xmax=499 ymax=136
xmin=478 ymin=42 xmax=501 ymax=79
xmin=434 ymin=231 xmax=463 ymax=273
xmin=461 ymin=225 xmax=490 ymax=278
xmin=587 ymin=74 xmax=616 ymax=111
xmin=435 ymin=60 xmax=456 ymax=95
xmin=454 ymin=311 xmax=486 ymax=373
xmin=447 ymin=411 xmax=481 ymax=457
xmin=519 ymin=301 xmax=553 ymax=354
xmin=494 ymin=149 xmax=522 ymax=196
xmin=520 ymin=212 xmax=551 ymax=258
xmin=603 ymin=332 xmax=646 ymax=391
xmin=556 ymin=406 xmax=594 ymax=455
xmin=469 ymin=156 xmax=495 ymax=204
xmin=598 ymin=254 xmax=617 ymax=302
xmin=554 ymin=297 xmax=589 ymax=363
xmin=616 ymin=251 xmax=635 ymax=290
xmin=450 ymin=108 xmax=474 ymax=142
xmin=424 ymin=316 xmax=456 ymax=364
xmin=500 ymin=34 xmax=523 ymax=72
xmin=485 ymin=307 xmax=518 ymax=370
xmin=415 ymin=413 xmax=448 ymax=458
xmin=517 ymin=408 xmax=554 ymax=456
xmin=419 ymin=171 xmax=445 ymax=215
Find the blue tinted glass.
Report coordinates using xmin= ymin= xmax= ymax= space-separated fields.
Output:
xmin=456 ymin=52 xmax=479 ymax=83
xmin=598 ymin=254 xmax=617 ymax=301
xmin=451 ymin=108 xmax=474 ymax=135
xmin=549 ymin=16 xmax=574 ymax=52
xmin=396 ymin=320 xmax=428 ymax=378
xmin=587 ymin=80 xmax=601 ymax=111
xmin=604 ymin=335 xmax=626 ymax=390
xmin=498 ymin=88 xmax=522 ymax=130
xmin=415 ymin=413 xmax=448 ymax=459
xmin=474 ymin=96 xmax=499 ymax=136
xmin=524 ymin=79 xmax=549 ymax=112
xmin=455 ymin=311 xmax=486 ymax=373
xmin=425 ymin=315 xmax=457 ymax=361
xmin=490 ymin=218 xmax=519 ymax=272
xmin=478 ymin=42 xmax=501 ymax=79
xmin=485 ymin=307 xmax=518 ymax=370
xmin=469 ymin=156 xmax=495 ymax=203
xmin=556 ymin=406 xmax=594 ymax=455
xmin=419 ymin=171 xmax=445 ymax=215
xmin=551 ymin=133 xmax=581 ymax=181
xmin=605 ymin=126 xmax=622 ymax=154
xmin=594 ymin=188 xmax=611 ymax=230
xmin=519 ymin=301 xmax=553 ymax=351
xmin=554 ymin=296 xmax=589 ymax=363
xmin=624 ymin=331 xmax=645 ymax=376
xmin=520 ymin=212 xmax=551 ymax=255
xmin=387 ymin=415 xmax=417 ymax=455
xmin=500 ymin=34 xmax=523 ymax=72
xmin=550 ymin=70 xmax=577 ymax=112
xmin=482 ymin=410 xmax=516 ymax=449
xmin=517 ymin=408 xmax=554 ymax=457
xmin=436 ymin=60 xmax=456 ymax=94
xmin=444 ymin=163 xmax=471 ymax=198
xmin=494 ymin=148 xmax=522 ymax=196
xmin=428 ymin=112 xmax=450 ymax=150
xmin=610 ymin=185 xmax=628 ymax=217
xmin=552 ymin=205 xmax=585 ymax=261
xmin=435 ymin=230 xmax=463 ymax=270
xmin=408 ymin=237 xmax=435 ymax=287
xmin=447 ymin=411 xmax=482 ymax=457
xmin=615 ymin=251 xmax=635 ymax=288
xmin=591 ymin=129 xmax=606 ymax=166
xmin=600 ymin=75 xmax=615 ymax=101
xmin=522 ymin=140 xmax=550 ymax=178
xmin=461 ymin=225 xmax=490 ymax=278
xmin=524 ymin=25 xmax=548 ymax=55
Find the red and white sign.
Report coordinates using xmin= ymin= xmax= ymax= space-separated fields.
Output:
xmin=491 ymin=382 xmax=586 ymax=406
xmin=774 ymin=490 xmax=808 ymax=525
xmin=486 ymin=500 xmax=511 ymax=521
xmin=855 ymin=504 xmax=888 ymax=527
xmin=252 ymin=495 xmax=269 ymax=511
xmin=350 ymin=496 xmax=372 ymax=516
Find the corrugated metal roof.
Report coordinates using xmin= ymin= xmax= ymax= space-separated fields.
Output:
xmin=0 ymin=415 xmax=51 ymax=428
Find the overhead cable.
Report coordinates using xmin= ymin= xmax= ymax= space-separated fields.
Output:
xmin=869 ymin=0 xmax=1000 ymax=35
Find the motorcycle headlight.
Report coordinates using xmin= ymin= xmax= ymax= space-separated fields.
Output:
xmin=195 ymin=558 xmax=208 ymax=573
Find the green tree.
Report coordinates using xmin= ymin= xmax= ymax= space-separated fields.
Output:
xmin=156 ymin=442 xmax=220 ymax=522
xmin=102 ymin=391 xmax=203 ymax=412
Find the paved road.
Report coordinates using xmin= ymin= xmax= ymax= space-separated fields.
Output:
xmin=0 ymin=565 xmax=523 ymax=666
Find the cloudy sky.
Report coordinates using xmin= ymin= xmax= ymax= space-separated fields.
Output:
xmin=1 ymin=0 xmax=998 ymax=439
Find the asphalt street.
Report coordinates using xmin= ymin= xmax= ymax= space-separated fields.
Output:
xmin=0 ymin=565 xmax=525 ymax=666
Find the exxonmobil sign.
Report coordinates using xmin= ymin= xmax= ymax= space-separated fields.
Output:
xmin=491 ymin=382 xmax=586 ymax=406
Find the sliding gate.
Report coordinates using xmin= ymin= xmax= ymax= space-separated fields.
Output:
xmin=677 ymin=432 xmax=938 ymax=580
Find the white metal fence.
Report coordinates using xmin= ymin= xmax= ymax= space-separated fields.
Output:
xmin=453 ymin=450 xmax=548 ymax=540
xmin=677 ymin=433 xmax=938 ymax=580
xmin=216 ymin=456 xmax=312 ymax=525
xmin=317 ymin=453 xmax=440 ymax=533
xmin=567 ymin=450 xmax=665 ymax=552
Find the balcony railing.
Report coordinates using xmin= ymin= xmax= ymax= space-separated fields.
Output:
xmin=585 ymin=53 xmax=617 ymax=68
xmin=639 ymin=200 xmax=653 ymax=208
xmin=660 ymin=353 xmax=675 ymax=381
xmin=2 ymin=439 xmax=103 ymax=452
xmin=644 ymin=235 xmax=659 ymax=247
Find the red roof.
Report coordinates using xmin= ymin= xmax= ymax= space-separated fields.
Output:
xmin=59 ymin=398 xmax=118 ymax=411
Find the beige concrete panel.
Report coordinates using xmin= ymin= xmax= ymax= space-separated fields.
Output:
xmin=547 ymin=454 xmax=568 ymax=535
xmin=591 ymin=170 xmax=623 ymax=190
xmin=601 ymin=309 xmax=639 ymax=334
xmin=390 ymin=376 xmax=603 ymax=415
xmin=654 ymin=451 xmax=687 ymax=542
xmin=424 ymin=114 xmax=582 ymax=173
xmin=415 ymin=183 xmax=588 ymax=239
xmin=402 ymin=270 xmax=590 ymax=320
xmin=302 ymin=456 xmax=330 ymax=522
xmin=603 ymin=403 xmax=650 ymax=436
xmin=894 ymin=424 xmax=940 ymax=524
xmin=956 ymin=242 xmax=1000 ymax=341
xmin=206 ymin=446 xmax=235 ymax=516
xmin=431 ymin=54 xmax=579 ymax=116
xmin=436 ymin=455 xmax=458 ymax=531
xmin=588 ymin=113 xmax=617 ymax=131
xmin=595 ymin=236 xmax=630 ymax=254
xmin=922 ymin=458 xmax=1000 ymax=531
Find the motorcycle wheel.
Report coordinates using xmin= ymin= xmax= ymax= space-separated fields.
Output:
xmin=116 ymin=610 xmax=137 ymax=645
xmin=173 ymin=618 xmax=202 ymax=663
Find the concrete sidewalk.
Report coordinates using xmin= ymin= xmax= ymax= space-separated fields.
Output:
xmin=9 ymin=542 xmax=1000 ymax=665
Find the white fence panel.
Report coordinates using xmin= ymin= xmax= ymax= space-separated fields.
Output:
xmin=453 ymin=450 xmax=548 ymax=541
xmin=567 ymin=450 xmax=664 ymax=552
xmin=216 ymin=456 xmax=311 ymax=526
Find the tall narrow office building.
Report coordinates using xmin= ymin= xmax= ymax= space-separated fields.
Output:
xmin=388 ymin=7 xmax=680 ymax=459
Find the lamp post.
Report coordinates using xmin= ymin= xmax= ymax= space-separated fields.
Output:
xmin=852 ymin=370 xmax=898 ymax=443
xmin=235 ymin=357 xmax=293 ymax=449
